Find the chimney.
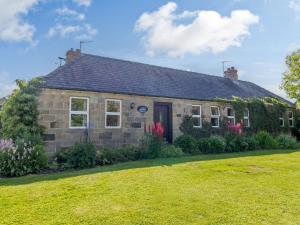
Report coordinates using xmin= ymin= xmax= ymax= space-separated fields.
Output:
xmin=224 ymin=66 xmax=238 ymax=80
xmin=66 ymin=48 xmax=81 ymax=63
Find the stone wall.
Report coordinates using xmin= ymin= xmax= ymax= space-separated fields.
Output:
xmin=38 ymin=88 xmax=232 ymax=156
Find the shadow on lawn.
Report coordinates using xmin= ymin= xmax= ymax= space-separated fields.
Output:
xmin=0 ymin=150 xmax=297 ymax=186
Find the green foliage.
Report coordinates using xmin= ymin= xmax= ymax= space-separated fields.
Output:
xmin=281 ymin=49 xmax=300 ymax=105
xmin=230 ymin=97 xmax=290 ymax=135
xmin=254 ymin=131 xmax=278 ymax=149
xmin=179 ymin=116 xmax=226 ymax=138
xmin=0 ymin=139 xmax=47 ymax=177
xmin=198 ymin=136 xmax=226 ymax=154
xmin=0 ymin=78 xmax=44 ymax=145
xmin=240 ymin=136 xmax=260 ymax=151
xmin=174 ymin=135 xmax=198 ymax=154
xmin=67 ymin=141 xmax=96 ymax=169
xmin=275 ymin=134 xmax=298 ymax=149
xmin=158 ymin=145 xmax=184 ymax=158
xmin=98 ymin=145 xmax=141 ymax=165
xmin=139 ymin=133 xmax=164 ymax=159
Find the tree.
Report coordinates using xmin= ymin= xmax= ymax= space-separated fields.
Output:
xmin=0 ymin=78 xmax=44 ymax=145
xmin=281 ymin=50 xmax=300 ymax=106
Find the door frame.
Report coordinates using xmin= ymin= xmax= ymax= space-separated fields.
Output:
xmin=153 ymin=101 xmax=173 ymax=143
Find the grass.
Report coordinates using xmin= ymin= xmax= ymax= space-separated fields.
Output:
xmin=0 ymin=150 xmax=300 ymax=225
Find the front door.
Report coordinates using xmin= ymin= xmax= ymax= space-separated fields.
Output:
xmin=154 ymin=102 xmax=173 ymax=143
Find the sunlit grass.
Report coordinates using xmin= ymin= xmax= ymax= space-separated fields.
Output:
xmin=0 ymin=150 xmax=299 ymax=225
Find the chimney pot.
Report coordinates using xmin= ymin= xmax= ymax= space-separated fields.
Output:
xmin=66 ymin=48 xmax=81 ymax=63
xmin=224 ymin=66 xmax=238 ymax=80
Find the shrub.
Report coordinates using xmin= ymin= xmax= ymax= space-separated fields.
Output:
xmin=67 ymin=141 xmax=96 ymax=169
xmin=240 ymin=136 xmax=260 ymax=151
xmin=159 ymin=145 xmax=184 ymax=158
xmin=97 ymin=145 xmax=141 ymax=165
xmin=174 ymin=135 xmax=198 ymax=154
xmin=275 ymin=134 xmax=298 ymax=149
xmin=254 ymin=131 xmax=278 ymax=149
xmin=139 ymin=133 xmax=164 ymax=159
xmin=0 ymin=139 xmax=47 ymax=177
xmin=198 ymin=138 xmax=210 ymax=153
xmin=208 ymin=135 xmax=226 ymax=153
xmin=198 ymin=136 xmax=226 ymax=154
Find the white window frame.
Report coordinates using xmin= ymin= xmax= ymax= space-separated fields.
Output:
xmin=211 ymin=106 xmax=220 ymax=128
xmin=105 ymin=99 xmax=122 ymax=129
xmin=226 ymin=107 xmax=235 ymax=125
xmin=279 ymin=112 xmax=285 ymax=127
xmin=243 ymin=109 xmax=250 ymax=128
xmin=69 ymin=97 xmax=89 ymax=129
xmin=192 ymin=105 xmax=202 ymax=128
xmin=288 ymin=111 xmax=294 ymax=127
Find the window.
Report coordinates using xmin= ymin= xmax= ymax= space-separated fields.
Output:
xmin=192 ymin=105 xmax=202 ymax=128
xmin=279 ymin=112 xmax=284 ymax=127
xmin=243 ymin=109 xmax=250 ymax=127
xmin=69 ymin=97 xmax=89 ymax=129
xmin=211 ymin=106 xmax=220 ymax=128
xmin=226 ymin=107 xmax=235 ymax=125
xmin=105 ymin=99 xmax=122 ymax=128
xmin=288 ymin=111 xmax=294 ymax=127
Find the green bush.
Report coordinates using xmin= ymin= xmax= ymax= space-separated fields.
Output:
xmin=254 ymin=131 xmax=278 ymax=149
xmin=98 ymin=145 xmax=141 ymax=165
xmin=0 ymin=139 xmax=47 ymax=177
xmin=174 ymin=135 xmax=198 ymax=154
xmin=198 ymin=138 xmax=210 ymax=153
xmin=275 ymin=134 xmax=298 ymax=149
xmin=139 ymin=134 xmax=164 ymax=159
xmin=240 ymin=136 xmax=260 ymax=151
xmin=208 ymin=135 xmax=226 ymax=153
xmin=67 ymin=141 xmax=96 ymax=169
xmin=198 ymin=136 xmax=226 ymax=154
xmin=159 ymin=145 xmax=184 ymax=158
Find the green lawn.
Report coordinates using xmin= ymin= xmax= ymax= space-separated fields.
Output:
xmin=0 ymin=150 xmax=300 ymax=225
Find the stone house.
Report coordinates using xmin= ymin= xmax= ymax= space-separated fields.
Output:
xmin=39 ymin=49 xmax=293 ymax=155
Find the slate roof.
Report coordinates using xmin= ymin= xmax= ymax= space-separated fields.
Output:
xmin=43 ymin=54 xmax=290 ymax=104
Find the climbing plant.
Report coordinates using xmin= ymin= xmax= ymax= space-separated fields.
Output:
xmin=229 ymin=97 xmax=291 ymax=135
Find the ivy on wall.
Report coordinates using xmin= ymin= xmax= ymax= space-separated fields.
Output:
xmin=181 ymin=97 xmax=296 ymax=139
xmin=228 ymin=97 xmax=291 ymax=134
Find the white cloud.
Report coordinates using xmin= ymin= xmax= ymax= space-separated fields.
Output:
xmin=0 ymin=71 xmax=17 ymax=98
xmin=0 ymin=0 xmax=39 ymax=43
xmin=55 ymin=6 xmax=85 ymax=21
xmin=47 ymin=24 xmax=81 ymax=38
xmin=47 ymin=23 xmax=97 ymax=40
xmin=289 ymin=0 xmax=300 ymax=12
xmin=135 ymin=2 xmax=259 ymax=57
xmin=75 ymin=23 xmax=97 ymax=40
xmin=73 ymin=0 xmax=92 ymax=7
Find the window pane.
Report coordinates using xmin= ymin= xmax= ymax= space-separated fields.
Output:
xmin=211 ymin=118 xmax=219 ymax=127
xmin=71 ymin=114 xmax=87 ymax=127
xmin=279 ymin=112 xmax=284 ymax=118
xmin=280 ymin=119 xmax=284 ymax=127
xmin=289 ymin=119 xmax=293 ymax=127
xmin=192 ymin=106 xmax=200 ymax=115
xmin=106 ymin=115 xmax=120 ymax=127
xmin=71 ymin=98 xmax=87 ymax=111
xmin=244 ymin=119 xmax=249 ymax=127
xmin=211 ymin=107 xmax=219 ymax=115
xmin=244 ymin=110 xmax=249 ymax=117
xmin=288 ymin=111 xmax=293 ymax=118
xmin=107 ymin=100 xmax=120 ymax=112
xmin=192 ymin=117 xmax=201 ymax=127
xmin=227 ymin=108 xmax=234 ymax=116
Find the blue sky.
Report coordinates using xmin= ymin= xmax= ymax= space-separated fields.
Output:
xmin=1 ymin=0 xmax=300 ymax=100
